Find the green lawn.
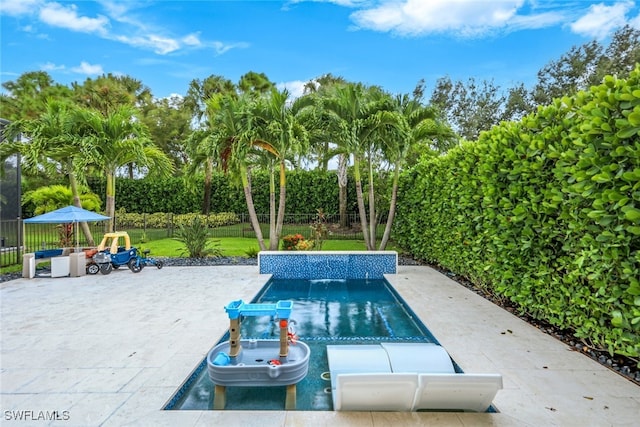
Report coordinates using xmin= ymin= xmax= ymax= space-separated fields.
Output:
xmin=140 ymin=237 xmax=382 ymax=257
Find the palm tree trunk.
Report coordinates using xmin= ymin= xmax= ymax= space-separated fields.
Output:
xmin=202 ymin=158 xmax=212 ymax=215
xmin=274 ymin=160 xmax=286 ymax=250
xmin=105 ymin=172 xmax=116 ymax=233
xmin=353 ymin=157 xmax=371 ymax=250
xmin=242 ymin=166 xmax=266 ymax=251
xmin=321 ymin=141 xmax=329 ymax=170
xmin=379 ymin=164 xmax=400 ymax=250
xmin=68 ymin=160 xmax=95 ymax=246
xmin=367 ymin=152 xmax=376 ymax=249
xmin=338 ymin=153 xmax=348 ymax=228
xmin=269 ymin=165 xmax=277 ymax=250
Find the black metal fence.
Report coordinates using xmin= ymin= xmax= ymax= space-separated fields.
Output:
xmin=1 ymin=213 xmax=387 ymax=268
xmin=0 ymin=219 xmax=21 ymax=268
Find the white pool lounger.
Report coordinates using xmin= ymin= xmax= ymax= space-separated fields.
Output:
xmin=412 ymin=373 xmax=503 ymax=412
xmin=334 ymin=373 xmax=418 ymax=411
xmin=326 ymin=344 xmax=502 ymax=412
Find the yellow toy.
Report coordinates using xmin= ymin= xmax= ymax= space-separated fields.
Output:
xmin=87 ymin=232 xmax=138 ymax=275
xmin=97 ymin=231 xmax=132 ymax=253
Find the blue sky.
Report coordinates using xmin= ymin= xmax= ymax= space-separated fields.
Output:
xmin=2 ymin=0 xmax=640 ymax=100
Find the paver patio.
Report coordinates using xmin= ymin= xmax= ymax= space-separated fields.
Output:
xmin=1 ymin=265 xmax=638 ymax=426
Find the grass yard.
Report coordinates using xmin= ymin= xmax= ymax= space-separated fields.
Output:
xmin=140 ymin=237 xmax=382 ymax=258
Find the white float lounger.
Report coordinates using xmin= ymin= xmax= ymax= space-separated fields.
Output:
xmin=326 ymin=343 xmax=502 ymax=412
xmin=327 ymin=345 xmax=416 ymax=411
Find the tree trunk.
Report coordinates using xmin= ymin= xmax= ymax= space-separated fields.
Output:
xmin=269 ymin=165 xmax=277 ymax=250
xmin=338 ymin=153 xmax=348 ymax=228
xmin=367 ymin=152 xmax=376 ymax=250
xmin=105 ymin=172 xmax=116 ymax=233
xmin=274 ymin=160 xmax=286 ymax=250
xmin=353 ymin=157 xmax=371 ymax=250
xmin=68 ymin=162 xmax=95 ymax=246
xmin=379 ymin=164 xmax=400 ymax=250
xmin=321 ymin=141 xmax=329 ymax=170
xmin=202 ymin=158 xmax=212 ymax=215
xmin=242 ymin=167 xmax=266 ymax=251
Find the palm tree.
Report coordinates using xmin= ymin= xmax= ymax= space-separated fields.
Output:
xmin=184 ymin=75 xmax=237 ymax=212
xmin=1 ymin=100 xmax=98 ymax=245
xmin=300 ymin=74 xmax=351 ymax=227
xmin=207 ymin=93 xmax=268 ymax=250
xmin=320 ymin=83 xmax=395 ymax=250
xmin=302 ymin=73 xmax=348 ymax=171
xmin=72 ymin=105 xmax=174 ymax=232
xmin=252 ymin=88 xmax=309 ymax=249
xmin=184 ymin=129 xmax=217 ymax=214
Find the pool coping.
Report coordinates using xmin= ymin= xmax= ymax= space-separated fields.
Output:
xmin=1 ymin=265 xmax=638 ymax=426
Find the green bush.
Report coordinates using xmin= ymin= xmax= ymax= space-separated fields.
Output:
xmin=174 ymin=216 xmax=222 ymax=258
xmin=395 ymin=69 xmax=640 ymax=360
xmin=89 ymin=169 xmax=360 ymax=216
xmin=114 ymin=209 xmax=240 ymax=229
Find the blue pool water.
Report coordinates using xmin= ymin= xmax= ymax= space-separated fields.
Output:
xmin=165 ymin=278 xmax=443 ymax=411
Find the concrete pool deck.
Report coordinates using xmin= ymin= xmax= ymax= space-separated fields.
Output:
xmin=1 ymin=265 xmax=638 ymax=426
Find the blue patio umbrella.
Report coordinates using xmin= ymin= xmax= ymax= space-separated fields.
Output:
xmin=24 ymin=206 xmax=110 ymax=250
xmin=24 ymin=206 xmax=110 ymax=224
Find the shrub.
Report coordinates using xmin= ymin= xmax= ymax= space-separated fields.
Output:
xmin=395 ymin=68 xmax=640 ymax=359
xmin=282 ymin=234 xmax=306 ymax=250
xmin=174 ymin=216 xmax=222 ymax=258
xmin=244 ymin=247 xmax=260 ymax=258
xmin=309 ymin=209 xmax=329 ymax=250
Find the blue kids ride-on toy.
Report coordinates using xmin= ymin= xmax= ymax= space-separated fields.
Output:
xmin=128 ymin=249 xmax=164 ymax=273
xmin=87 ymin=232 xmax=139 ymax=275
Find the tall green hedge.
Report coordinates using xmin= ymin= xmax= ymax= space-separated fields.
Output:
xmin=88 ymin=169 xmax=359 ymax=216
xmin=395 ymin=70 xmax=640 ymax=359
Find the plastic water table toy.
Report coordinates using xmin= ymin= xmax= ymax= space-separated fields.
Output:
xmin=206 ymin=299 xmax=311 ymax=410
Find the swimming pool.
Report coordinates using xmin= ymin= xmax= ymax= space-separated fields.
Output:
xmin=165 ymin=277 xmax=447 ymax=411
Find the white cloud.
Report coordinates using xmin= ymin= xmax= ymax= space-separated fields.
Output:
xmin=507 ymin=11 xmax=566 ymax=31
xmin=114 ymin=34 xmax=180 ymax=54
xmin=71 ymin=61 xmax=104 ymax=75
xmin=350 ymin=0 xmax=531 ymax=37
xmin=39 ymin=2 xmax=109 ymax=34
xmin=147 ymin=34 xmax=181 ymax=54
xmin=277 ymin=80 xmax=309 ymax=99
xmin=570 ymin=1 xmax=633 ymax=40
xmin=210 ymin=41 xmax=250 ymax=55
xmin=0 ymin=0 xmax=43 ymax=16
xmin=41 ymin=62 xmax=65 ymax=71
xmin=4 ymin=0 xmax=251 ymax=57
xmin=182 ymin=33 xmax=202 ymax=47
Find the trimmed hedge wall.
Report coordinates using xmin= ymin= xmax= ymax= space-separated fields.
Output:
xmin=88 ymin=169 xmax=359 ymax=216
xmin=395 ymin=70 xmax=640 ymax=359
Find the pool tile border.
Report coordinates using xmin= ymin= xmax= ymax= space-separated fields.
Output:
xmin=258 ymin=251 xmax=397 ymax=279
